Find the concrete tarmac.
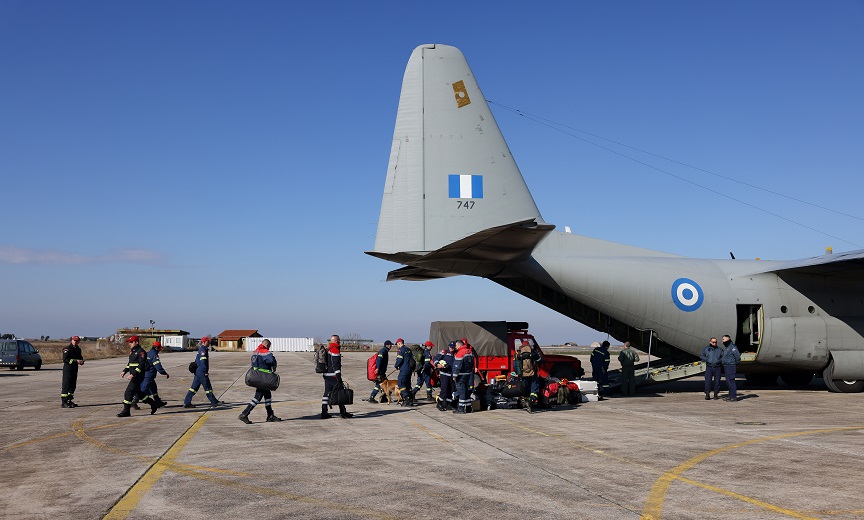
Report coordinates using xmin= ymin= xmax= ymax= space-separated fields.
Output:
xmin=1 ymin=350 xmax=862 ymax=520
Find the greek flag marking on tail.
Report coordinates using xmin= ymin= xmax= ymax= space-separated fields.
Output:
xmin=448 ymin=175 xmax=483 ymax=199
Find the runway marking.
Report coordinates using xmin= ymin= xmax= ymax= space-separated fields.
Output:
xmin=641 ymin=425 xmax=864 ymax=519
xmin=104 ymin=415 xmax=211 ymax=519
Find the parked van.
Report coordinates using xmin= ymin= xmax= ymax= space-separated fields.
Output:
xmin=0 ymin=339 xmax=43 ymax=370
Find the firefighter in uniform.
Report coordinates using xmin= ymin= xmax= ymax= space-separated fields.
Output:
xmin=412 ymin=341 xmax=435 ymax=401
xmin=452 ymin=339 xmax=475 ymax=413
xmin=516 ymin=339 xmax=542 ymax=413
xmin=239 ymin=339 xmax=282 ymax=424
xmin=117 ymin=336 xmax=157 ymax=416
xmin=321 ymin=334 xmax=352 ymax=419
xmin=184 ymin=336 xmax=223 ymax=408
xmin=434 ymin=342 xmax=456 ymax=411
xmin=61 ymin=335 xmax=85 ymax=408
xmin=393 ymin=338 xmax=415 ymax=406
xmin=141 ymin=340 xmax=169 ymax=408
xmin=367 ymin=340 xmax=392 ymax=403
xmin=590 ymin=340 xmax=611 ymax=396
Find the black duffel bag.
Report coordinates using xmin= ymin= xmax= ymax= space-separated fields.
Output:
xmin=501 ymin=379 xmax=525 ymax=398
xmin=328 ymin=381 xmax=353 ymax=406
xmin=245 ymin=367 xmax=280 ymax=392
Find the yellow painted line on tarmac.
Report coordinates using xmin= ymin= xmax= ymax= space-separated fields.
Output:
xmin=641 ymin=425 xmax=864 ymax=520
xmin=104 ymin=415 xmax=211 ymax=520
xmin=409 ymin=420 xmax=452 ymax=444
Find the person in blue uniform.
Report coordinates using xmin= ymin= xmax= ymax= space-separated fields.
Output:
xmin=183 ymin=336 xmax=223 ymax=408
xmin=239 ymin=340 xmax=282 ymax=423
xmin=700 ymin=337 xmax=724 ymax=400
xmin=368 ymin=340 xmax=393 ymax=403
xmin=393 ymin=338 xmax=415 ymax=406
xmin=590 ymin=341 xmax=611 ymax=396
xmin=434 ymin=342 xmax=456 ymax=411
xmin=452 ymin=340 xmax=475 ymax=413
xmin=412 ymin=341 xmax=435 ymax=401
xmin=721 ymin=335 xmax=741 ymax=402
xmin=140 ymin=340 xmax=169 ymax=408
xmin=321 ymin=335 xmax=352 ymax=419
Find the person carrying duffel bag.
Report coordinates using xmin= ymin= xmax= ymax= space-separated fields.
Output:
xmin=238 ymin=340 xmax=282 ymax=424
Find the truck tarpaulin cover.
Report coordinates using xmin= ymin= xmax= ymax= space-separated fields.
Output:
xmin=428 ymin=322 xmax=509 ymax=357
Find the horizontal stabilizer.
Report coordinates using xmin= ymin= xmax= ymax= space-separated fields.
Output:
xmin=762 ymin=249 xmax=864 ymax=277
xmin=367 ymin=219 xmax=554 ymax=280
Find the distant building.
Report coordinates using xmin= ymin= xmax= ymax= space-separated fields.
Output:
xmin=216 ymin=329 xmax=262 ymax=351
xmin=116 ymin=328 xmax=190 ymax=348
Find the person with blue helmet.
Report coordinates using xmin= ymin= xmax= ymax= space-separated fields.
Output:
xmin=238 ymin=340 xmax=282 ymax=424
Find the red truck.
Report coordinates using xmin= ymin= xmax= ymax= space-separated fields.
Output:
xmin=428 ymin=321 xmax=584 ymax=383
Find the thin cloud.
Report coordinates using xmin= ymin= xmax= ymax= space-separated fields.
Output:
xmin=0 ymin=246 xmax=166 ymax=266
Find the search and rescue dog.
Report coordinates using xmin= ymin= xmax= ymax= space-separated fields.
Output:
xmin=379 ymin=379 xmax=401 ymax=404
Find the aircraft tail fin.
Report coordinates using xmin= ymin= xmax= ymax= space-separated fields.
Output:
xmin=370 ymin=44 xmax=547 ymax=261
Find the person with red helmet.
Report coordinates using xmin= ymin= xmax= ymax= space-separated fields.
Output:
xmin=321 ymin=335 xmax=351 ymax=419
xmin=411 ymin=341 xmax=435 ymax=401
xmin=117 ymin=336 xmax=157 ymax=416
xmin=238 ymin=339 xmax=282 ymax=424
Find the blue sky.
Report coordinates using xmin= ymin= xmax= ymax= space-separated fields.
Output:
xmin=2 ymin=1 xmax=862 ymax=344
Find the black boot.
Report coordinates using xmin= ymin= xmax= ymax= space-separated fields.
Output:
xmin=339 ymin=405 xmax=352 ymax=419
xmin=265 ymin=406 xmax=282 ymax=422
xmin=61 ymin=397 xmax=69 ymax=408
xmin=117 ymin=404 xmax=131 ymax=417
xmin=713 ymin=392 xmax=719 ymax=400
xmin=705 ymin=392 xmax=711 ymax=400
xmin=238 ymin=413 xmax=252 ymax=424
xmin=320 ymin=404 xmax=332 ymax=419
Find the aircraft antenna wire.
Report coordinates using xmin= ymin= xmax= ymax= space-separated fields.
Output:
xmin=488 ymin=100 xmax=861 ymax=248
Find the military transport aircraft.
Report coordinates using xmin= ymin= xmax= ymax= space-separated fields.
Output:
xmin=367 ymin=44 xmax=864 ymax=393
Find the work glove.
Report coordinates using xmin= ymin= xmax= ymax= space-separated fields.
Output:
xmin=165 ymin=373 xmax=170 ymax=379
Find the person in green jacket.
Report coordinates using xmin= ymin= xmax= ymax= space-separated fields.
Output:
xmin=617 ymin=341 xmax=640 ymax=396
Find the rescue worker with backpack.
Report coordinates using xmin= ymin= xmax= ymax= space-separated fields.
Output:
xmin=239 ymin=340 xmax=282 ymax=424
xmin=433 ymin=342 xmax=456 ymax=411
xmin=412 ymin=341 xmax=435 ymax=401
xmin=515 ymin=339 xmax=542 ymax=413
xmin=452 ymin=339 xmax=475 ymax=413
xmin=367 ymin=340 xmax=393 ymax=403
xmin=393 ymin=338 xmax=416 ymax=406
xmin=321 ymin=335 xmax=352 ymax=419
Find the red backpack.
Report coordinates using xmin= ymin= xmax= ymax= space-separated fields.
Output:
xmin=367 ymin=353 xmax=378 ymax=381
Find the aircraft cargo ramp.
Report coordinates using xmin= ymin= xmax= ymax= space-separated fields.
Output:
xmin=607 ymin=360 xmax=706 ymax=387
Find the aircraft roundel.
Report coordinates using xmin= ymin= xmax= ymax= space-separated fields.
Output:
xmin=671 ymin=278 xmax=704 ymax=312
